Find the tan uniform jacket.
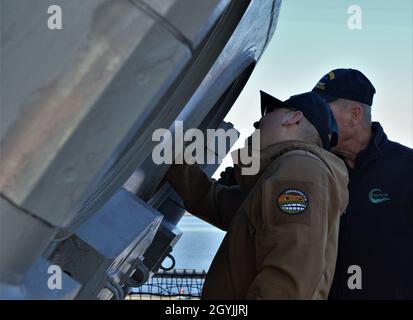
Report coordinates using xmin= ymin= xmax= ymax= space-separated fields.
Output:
xmin=166 ymin=140 xmax=349 ymax=299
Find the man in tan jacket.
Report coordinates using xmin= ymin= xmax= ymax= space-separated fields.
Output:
xmin=166 ymin=91 xmax=349 ymax=299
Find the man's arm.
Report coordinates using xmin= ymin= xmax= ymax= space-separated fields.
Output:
xmin=166 ymin=163 xmax=244 ymax=231
xmin=246 ymin=153 xmax=347 ymax=299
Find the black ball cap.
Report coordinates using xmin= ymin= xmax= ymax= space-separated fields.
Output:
xmin=312 ymin=68 xmax=376 ymax=106
xmin=260 ymin=90 xmax=339 ymax=150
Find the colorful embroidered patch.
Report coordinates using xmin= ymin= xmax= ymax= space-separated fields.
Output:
xmin=277 ymin=189 xmax=308 ymax=214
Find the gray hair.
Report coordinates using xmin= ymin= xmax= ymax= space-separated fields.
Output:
xmin=334 ymin=98 xmax=372 ymax=126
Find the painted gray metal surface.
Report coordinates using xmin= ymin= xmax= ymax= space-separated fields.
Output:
xmin=0 ymin=0 xmax=192 ymax=228
xmin=0 ymin=257 xmax=81 ymax=300
xmin=0 ymin=195 xmax=57 ymax=285
xmin=64 ymin=0 xmax=255 ymax=226
xmin=136 ymin=0 xmax=230 ymax=50
xmin=50 ymin=188 xmax=162 ymax=299
xmin=0 ymin=0 xmax=282 ymax=299
xmin=0 ymin=0 xmax=221 ymax=290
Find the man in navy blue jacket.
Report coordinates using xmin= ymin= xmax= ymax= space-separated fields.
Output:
xmin=312 ymin=68 xmax=413 ymax=299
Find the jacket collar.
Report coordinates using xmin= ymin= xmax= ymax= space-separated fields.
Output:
xmin=354 ymin=122 xmax=387 ymax=169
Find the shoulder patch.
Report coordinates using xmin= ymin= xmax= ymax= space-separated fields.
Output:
xmin=277 ymin=189 xmax=308 ymax=215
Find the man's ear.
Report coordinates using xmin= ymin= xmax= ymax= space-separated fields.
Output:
xmin=282 ymin=110 xmax=304 ymax=127
xmin=349 ymin=103 xmax=363 ymax=126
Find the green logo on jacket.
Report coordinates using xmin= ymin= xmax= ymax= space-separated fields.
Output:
xmin=368 ymin=188 xmax=390 ymax=204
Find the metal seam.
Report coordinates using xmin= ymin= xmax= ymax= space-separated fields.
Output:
xmin=129 ymin=0 xmax=194 ymax=54
xmin=0 ymin=193 xmax=55 ymax=229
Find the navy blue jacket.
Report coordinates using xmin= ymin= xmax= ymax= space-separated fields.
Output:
xmin=329 ymin=122 xmax=413 ymax=299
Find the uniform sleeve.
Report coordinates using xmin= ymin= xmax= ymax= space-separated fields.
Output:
xmin=246 ymin=154 xmax=341 ymax=299
xmin=166 ymin=163 xmax=244 ymax=231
